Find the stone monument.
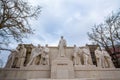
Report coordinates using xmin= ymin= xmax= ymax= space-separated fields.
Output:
xmin=27 ymin=44 xmax=42 ymax=66
xmin=102 ymin=49 xmax=115 ymax=68
xmin=72 ymin=44 xmax=81 ymax=65
xmin=16 ymin=44 xmax=27 ymax=68
xmin=82 ymin=46 xmax=93 ymax=65
xmin=58 ymin=36 xmax=66 ymax=57
xmin=36 ymin=44 xmax=50 ymax=65
xmin=0 ymin=36 xmax=120 ymax=80
xmin=51 ymin=36 xmax=74 ymax=79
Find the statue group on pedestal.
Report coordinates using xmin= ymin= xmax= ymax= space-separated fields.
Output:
xmin=5 ymin=44 xmax=27 ymax=68
xmin=5 ymin=36 xmax=115 ymax=68
xmin=27 ymin=44 xmax=42 ymax=66
xmin=71 ymin=45 xmax=114 ymax=68
xmin=27 ymin=44 xmax=50 ymax=66
xmin=95 ymin=47 xmax=114 ymax=68
xmin=72 ymin=45 xmax=93 ymax=66
xmin=6 ymin=44 xmax=50 ymax=68
xmin=58 ymin=36 xmax=114 ymax=68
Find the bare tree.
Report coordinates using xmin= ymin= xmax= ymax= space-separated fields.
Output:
xmin=88 ymin=9 xmax=120 ymax=67
xmin=0 ymin=0 xmax=41 ymax=51
xmin=88 ymin=24 xmax=111 ymax=53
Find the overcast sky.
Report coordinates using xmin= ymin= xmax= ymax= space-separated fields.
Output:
xmin=1 ymin=0 xmax=120 ymax=66
xmin=24 ymin=0 xmax=120 ymax=46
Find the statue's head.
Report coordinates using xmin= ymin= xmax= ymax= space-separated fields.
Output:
xmin=45 ymin=44 xmax=48 ymax=47
xmin=21 ymin=44 xmax=25 ymax=48
xmin=74 ymin=44 xmax=76 ymax=47
xmin=38 ymin=44 xmax=41 ymax=48
xmin=61 ymin=36 xmax=63 ymax=39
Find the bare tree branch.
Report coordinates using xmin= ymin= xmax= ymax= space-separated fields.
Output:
xmin=88 ymin=9 xmax=120 ymax=67
xmin=0 ymin=0 xmax=41 ymax=51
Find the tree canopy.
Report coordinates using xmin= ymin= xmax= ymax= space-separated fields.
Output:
xmin=88 ymin=10 xmax=120 ymax=53
xmin=88 ymin=9 xmax=120 ymax=67
xmin=0 ymin=0 xmax=41 ymax=52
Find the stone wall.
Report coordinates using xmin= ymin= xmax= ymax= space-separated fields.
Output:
xmin=74 ymin=66 xmax=120 ymax=79
xmin=0 ymin=66 xmax=120 ymax=80
xmin=0 ymin=65 xmax=50 ymax=79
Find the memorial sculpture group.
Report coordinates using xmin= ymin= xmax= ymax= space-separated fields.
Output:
xmin=2 ymin=36 xmax=120 ymax=79
xmin=5 ymin=36 xmax=114 ymax=68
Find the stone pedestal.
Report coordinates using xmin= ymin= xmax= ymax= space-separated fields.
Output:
xmin=0 ymin=66 xmax=120 ymax=80
xmin=51 ymin=57 xmax=74 ymax=79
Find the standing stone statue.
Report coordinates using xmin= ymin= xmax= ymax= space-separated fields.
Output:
xmin=72 ymin=45 xmax=81 ymax=65
xmin=58 ymin=36 xmax=67 ymax=57
xmin=17 ymin=44 xmax=27 ymax=67
xmin=40 ymin=49 xmax=46 ymax=65
xmin=27 ymin=44 xmax=42 ymax=66
xmin=102 ymin=49 xmax=115 ymax=68
xmin=82 ymin=46 xmax=93 ymax=65
xmin=13 ymin=45 xmax=21 ymax=68
xmin=95 ymin=47 xmax=104 ymax=68
xmin=5 ymin=49 xmax=19 ymax=68
xmin=43 ymin=44 xmax=50 ymax=65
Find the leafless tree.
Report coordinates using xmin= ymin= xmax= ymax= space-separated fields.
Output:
xmin=88 ymin=24 xmax=111 ymax=53
xmin=88 ymin=9 xmax=120 ymax=67
xmin=0 ymin=0 xmax=41 ymax=52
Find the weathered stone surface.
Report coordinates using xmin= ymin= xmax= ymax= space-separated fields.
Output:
xmin=0 ymin=65 xmax=50 ymax=80
xmin=0 ymin=66 xmax=120 ymax=80
xmin=51 ymin=57 xmax=74 ymax=79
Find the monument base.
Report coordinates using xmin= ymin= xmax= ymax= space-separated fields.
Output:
xmin=0 ymin=67 xmax=120 ymax=80
xmin=51 ymin=57 xmax=74 ymax=79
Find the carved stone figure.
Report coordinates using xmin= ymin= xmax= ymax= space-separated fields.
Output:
xmin=40 ymin=50 xmax=46 ymax=65
xmin=102 ymin=50 xmax=115 ymax=68
xmin=82 ymin=46 xmax=93 ymax=65
xmin=72 ymin=45 xmax=81 ymax=65
xmin=17 ymin=44 xmax=27 ymax=67
xmin=95 ymin=47 xmax=104 ymax=68
xmin=27 ymin=44 xmax=42 ymax=66
xmin=13 ymin=45 xmax=21 ymax=68
xmin=5 ymin=49 xmax=19 ymax=68
xmin=42 ymin=44 xmax=50 ymax=65
xmin=58 ymin=36 xmax=66 ymax=57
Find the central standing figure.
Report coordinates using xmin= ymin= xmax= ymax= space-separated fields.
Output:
xmin=58 ymin=36 xmax=67 ymax=57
